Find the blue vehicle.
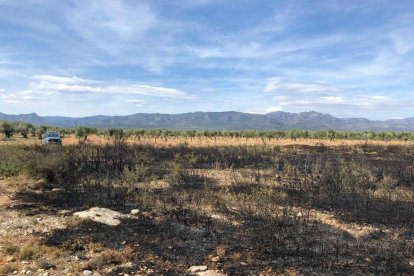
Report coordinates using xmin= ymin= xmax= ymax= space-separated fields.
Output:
xmin=43 ymin=132 xmax=62 ymax=145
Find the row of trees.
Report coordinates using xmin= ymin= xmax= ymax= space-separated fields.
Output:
xmin=109 ymin=128 xmax=414 ymax=142
xmin=2 ymin=120 xmax=414 ymax=142
xmin=0 ymin=121 xmax=64 ymax=140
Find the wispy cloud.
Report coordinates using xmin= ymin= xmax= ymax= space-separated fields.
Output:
xmin=125 ymin=99 xmax=147 ymax=106
xmin=23 ymin=75 xmax=194 ymax=99
xmin=0 ymin=75 xmax=195 ymax=108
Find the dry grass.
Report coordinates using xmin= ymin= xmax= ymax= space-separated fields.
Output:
xmin=0 ymin=139 xmax=413 ymax=274
xmin=2 ymin=134 xmax=414 ymax=148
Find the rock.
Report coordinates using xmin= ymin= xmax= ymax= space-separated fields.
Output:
xmin=188 ymin=266 xmax=208 ymax=273
xmin=197 ymin=271 xmax=225 ymax=276
xmin=409 ymin=261 xmax=414 ymax=266
xmin=121 ymin=241 xmax=127 ymax=245
xmin=6 ymin=256 xmax=16 ymax=262
xmin=58 ymin=210 xmax=71 ymax=215
xmin=123 ymin=262 xmax=133 ymax=268
xmin=240 ymin=262 xmax=248 ymax=266
xmin=83 ymin=270 xmax=93 ymax=276
xmin=211 ymin=256 xmax=220 ymax=262
xmin=130 ymin=209 xmax=139 ymax=215
xmin=74 ymin=207 xmax=127 ymax=226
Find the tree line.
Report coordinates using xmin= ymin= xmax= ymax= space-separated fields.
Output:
xmin=2 ymin=120 xmax=414 ymax=142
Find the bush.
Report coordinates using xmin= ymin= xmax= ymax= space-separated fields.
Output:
xmin=0 ymin=264 xmax=19 ymax=276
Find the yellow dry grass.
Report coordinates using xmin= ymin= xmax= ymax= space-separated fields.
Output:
xmin=1 ymin=134 xmax=414 ymax=147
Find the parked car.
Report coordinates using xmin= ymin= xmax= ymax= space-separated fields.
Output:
xmin=43 ymin=132 xmax=62 ymax=145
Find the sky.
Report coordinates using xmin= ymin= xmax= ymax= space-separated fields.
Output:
xmin=0 ymin=0 xmax=413 ymax=119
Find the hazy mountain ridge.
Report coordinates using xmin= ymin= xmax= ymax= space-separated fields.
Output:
xmin=1 ymin=111 xmax=414 ymax=131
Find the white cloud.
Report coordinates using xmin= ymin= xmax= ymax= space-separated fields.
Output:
xmin=3 ymin=99 xmax=20 ymax=104
xmin=65 ymin=1 xmax=156 ymax=41
xmin=321 ymin=96 xmax=345 ymax=104
xmin=31 ymin=75 xmax=93 ymax=84
xmin=247 ymin=106 xmax=284 ymax=114
xmin=3 ymin=75 xmax=195 ymax=101
xmin=264 ymin=77 xmax=337 ymax=93
xmin=125 ymin=99 xmax=146 ymax=106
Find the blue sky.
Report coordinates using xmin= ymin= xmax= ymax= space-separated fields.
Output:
xmin=0 ymin=0 xmax=413 ymax=119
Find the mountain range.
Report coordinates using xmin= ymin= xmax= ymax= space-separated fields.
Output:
xmin=1 ymin=111 xmax=414 ymax=131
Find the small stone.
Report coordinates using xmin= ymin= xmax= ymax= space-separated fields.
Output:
xmin=211 ymin=256 xmax=220 ymax=262
xmin=130 ymin=209 xmax=139 ymax=215
xmin=240 ymin=262 xmax=248 ymax=266
xmin=188 ymin=265 xmax=208 ymax=273
xmin=123 ymin=262 xmax=133 ymax=268
xmin=21 ymin=261 xmax=30 ymax=264
xmin=74 ymin=207 xmax=127 ymax=226
xmin=58 ymin=210 xmax=71 ymax=215
xmin=121 ymin=241 xmax=127 ymax=245
xmin=83 ymin=270 xmax=93 ymax=276
xmin=26 ymin=270 xmax=32 ymax=275
xmin=409 ymin=261 xmax=414 ymax=266
xmin=6 ymin=256 xmax=16 ymax=262
xmin=197 ymin=271 xmax=225 ymax=276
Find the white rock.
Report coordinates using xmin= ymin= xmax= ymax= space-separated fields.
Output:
xmin=83 ymin=270 xmax=93 ymax=276
xmin=197 ymin=271 xmax=225 ymax=276
xmin=188 ymin=266 xmax=208 ymax=273
xmin=123 ymin=262 xmax=133 ymax=268
xmin=211 ymin=256 xmax=220 ymax=262
xmin=74 ymin=207 xmax=127 ymax=226
xmin=130 ymin=209 xmax=139 ymax=215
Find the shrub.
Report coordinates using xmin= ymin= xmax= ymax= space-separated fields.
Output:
xmin=0 ymin=263 xmax=19 ymax=276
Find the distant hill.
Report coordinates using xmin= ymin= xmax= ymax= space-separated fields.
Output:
xmin=0 ymin=112 xmax=49 ymax=125
xmin=1 ymin=111 xmax=414 ymax=131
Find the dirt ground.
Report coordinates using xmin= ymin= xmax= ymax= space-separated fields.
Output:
xmin=0 ymin=171 xmax=412 ymax=275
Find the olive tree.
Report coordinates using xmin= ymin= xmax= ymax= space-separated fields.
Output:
xmin=15 ymin=123 xmax=33 ymax=138
xmin=0 ymin=121 xmax=14 ymax=139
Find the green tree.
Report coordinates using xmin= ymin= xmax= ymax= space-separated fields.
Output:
xmin=36 ymin=126 xmax=48 ymax=139
xmin=15 ymin=123 xmax=32 ymax=138
xmin=108 ymin=128 xmax=127 ymax=145
xmin=0 ymin=121 xmax=14 ymax=139
xmin=75 ymin=127 xmax=96 ymax=142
